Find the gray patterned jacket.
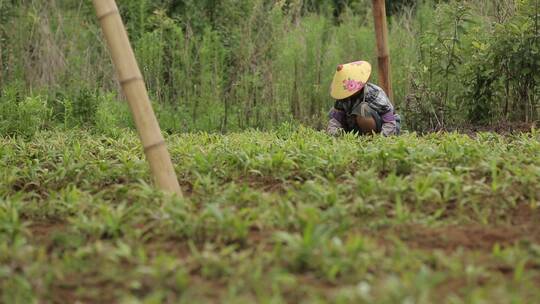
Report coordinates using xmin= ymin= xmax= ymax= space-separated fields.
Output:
xmin=326 ymin=83 xmax=400 ymax=136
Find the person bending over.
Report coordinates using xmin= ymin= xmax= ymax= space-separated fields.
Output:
xmin=327 ymin=60 xmax=401 ymax=136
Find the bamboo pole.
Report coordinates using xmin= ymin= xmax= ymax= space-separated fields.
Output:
xmin=93 ymin=0 xmax=182 ymax=196
xmin=372 ymin=0 xmax=394 ymax=102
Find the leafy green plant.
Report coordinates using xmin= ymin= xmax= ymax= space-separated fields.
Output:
xmin=0 ymin=196 xmax=28 ymax=246
xmin=407 ymin=1 xmax=474 ymax=130
xmin=0 ymin=89 xmax=51 ymax=137
xmin=464 ymin=0 xmax=540 ymax=123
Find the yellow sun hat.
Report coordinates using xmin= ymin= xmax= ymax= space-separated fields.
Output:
xmin=330 ymin=60 xmax=372 ymax=100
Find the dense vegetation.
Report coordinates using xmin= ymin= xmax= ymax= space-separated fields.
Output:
xmin=1 ymin=127 xmax=539 ymax=302
xmin=1 ymin=0 xmax=538 ymax=135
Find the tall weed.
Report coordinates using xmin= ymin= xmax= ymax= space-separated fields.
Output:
xmin=0 ymin=86 xmax=51 ymax=138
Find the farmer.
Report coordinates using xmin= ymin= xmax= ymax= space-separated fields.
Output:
xmin=326 ymin=60 xmax=400 ymax=136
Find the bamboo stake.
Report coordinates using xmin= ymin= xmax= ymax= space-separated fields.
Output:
xmin=372 ymin=0 xmax=394 ymax=102
xmin=93 ymin=0 xmax=182 ymax=196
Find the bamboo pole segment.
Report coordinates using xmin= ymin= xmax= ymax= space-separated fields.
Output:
xmin=92 ymin=0 xmax=182 ymax=196
xmin=372 ymin=0 xmax=394 ymax=102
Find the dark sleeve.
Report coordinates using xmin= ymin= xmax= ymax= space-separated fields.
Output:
xmin=364 ymin=84 xmax=393 ymax=114
xmin=327 ymin=108 xmax=345 ymax=136
xmin=328 ymin=107 xmax=345 ymax=122
xmin=334 ymin=100 xmax=346 ymax=111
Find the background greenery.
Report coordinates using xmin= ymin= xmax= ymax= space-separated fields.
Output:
xmin=0 ymin=0 xmax=538 ymax=136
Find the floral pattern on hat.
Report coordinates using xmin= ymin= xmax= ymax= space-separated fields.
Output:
xmin=351 ymin=61 xmax=364 ymax=66
xmin=342 ymin=78 xmax=364 ymax=92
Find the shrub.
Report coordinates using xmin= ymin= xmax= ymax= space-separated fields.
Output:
xmin=0 ymin=91 xmax=51 ymax=138
xmin=95 ymin=94 xmax=134 ymax=136
xmin=463 ymin=0 xmax=540 ymax=123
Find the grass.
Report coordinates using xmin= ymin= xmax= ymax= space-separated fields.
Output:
xmin=1 ymin=126 xmax=539 ymax=303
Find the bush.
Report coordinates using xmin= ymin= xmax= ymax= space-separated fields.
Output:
xmin=0 ymin=90 xmax=51 ymax=138
xmin=405 ymin=0 xmax=539 ymax=131
xmin=62 ymin=88 xmax=101 ymax=128
xmin=463 ymin=0 xmax=540 ymax=123
xmin=94 ymin=94 xmax=134 ymax=136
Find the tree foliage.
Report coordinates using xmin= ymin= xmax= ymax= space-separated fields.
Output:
xmin=0 ymin=0 xmax=538 ymax=135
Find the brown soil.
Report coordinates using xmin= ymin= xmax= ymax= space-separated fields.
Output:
xmin=237 ymin=175 xmax=287 ymax=193
xmin=434 ymin=277 xmax=469 ymax=298
xmin=397 ymin=225 xmax=523 ymax=250
xmin=145 ymin=237 xmax=192 ymax=259
xmin=29 ymin=221 xmax=67 ymax=245
xmin=383 ymin=204 xmax=540 ymax=251
xmin=179 ymin=180 xmax=194 ymax=196
xmin=444 ymin=121 xmax=536 ymax=136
